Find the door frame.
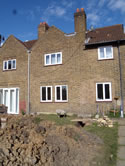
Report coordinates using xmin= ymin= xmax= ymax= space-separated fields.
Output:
xmin=0 ymin=87 xmax=19 ymax=114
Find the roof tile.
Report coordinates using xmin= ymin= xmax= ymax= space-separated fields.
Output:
xmin=85 ymin=24 xmax=125 ymax=45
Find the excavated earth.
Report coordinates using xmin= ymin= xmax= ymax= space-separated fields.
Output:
xmin=0 ymin=115 xmax=104 ymax=166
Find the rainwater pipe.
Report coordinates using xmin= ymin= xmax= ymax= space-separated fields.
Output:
xmin=27 ymin=49 xmax=31 ymax=114
xmin=117 ymin=41 xmax=124 ymax=118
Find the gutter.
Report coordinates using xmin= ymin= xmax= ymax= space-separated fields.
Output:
xmin=117 ymin=41 xmax=124 ymax=118
xmin=85 ymin=38 xmax=125 ymax=46
xmin=27 ymin=49 xmax=31 ymax=114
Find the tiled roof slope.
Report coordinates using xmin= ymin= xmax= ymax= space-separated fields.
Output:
xmin=23 ymin=40 xmax=37 ymax=49
xmin=85 ymin=24 xmax=125 ymax=45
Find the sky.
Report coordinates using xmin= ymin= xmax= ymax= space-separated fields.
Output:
xmin=0 ymin=0 xmax=125 ymax=42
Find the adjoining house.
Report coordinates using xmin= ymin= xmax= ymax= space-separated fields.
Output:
xmin=0 ymin=8 xmax=125 ymax=116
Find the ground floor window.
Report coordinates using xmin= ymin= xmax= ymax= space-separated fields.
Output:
xmin=96 ymin=82 xmax=112 ymax=101
xmin=55 ymin=85 xmax=68 ymax=102
xmin=0 ymin=88 xmax=19 ymax=114
xmin=40 ymin=86 xmax=52 ymax=102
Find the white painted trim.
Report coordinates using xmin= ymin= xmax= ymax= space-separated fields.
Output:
xmin=3 ymin=59 xmax=16 ymax=71
xmin=96 ymin=82 xmax=112 ymax=101
xmin=98 ymin=46 xmax=113 ymax=60
xmin=0 ymin=87 xmax=19 ymax=114
xmin=55 ymin=85 xmax=68 ymax=102
xmin=44 ymin=52 xmax=62 ymax=66
xmin=40 ymin=86 xmax=52 ymax=102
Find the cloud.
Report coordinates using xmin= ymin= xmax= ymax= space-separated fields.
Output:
xmin=87 ymin=12 xmax=100 ymax=26
xmin=98 ymin=0 xmax=107 ymax=7
xmin=49 ymin=6 xmax=66 ymax=17
xmin=108 ymin=0 xmax=125 ymax=13
xmin=41 ymin=4 xmax=66 ymax=22
xmin=86 ymin=0 xmax=95 ymax=10
xmin=61 ymin=0 xmax=74 ymax=8
xmin=41 ymin=1 xmax=74 ymax=23
xmin=106 ymin=17 xmax=112 ymax=22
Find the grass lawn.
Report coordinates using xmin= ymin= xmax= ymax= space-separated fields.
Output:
xmin=33 ymin=114 xmax=76 ymax=125
xmin=84 ymin=123 xmax=118 ymax=166
xmin=33 ymin=114 xmax=118 ymax=166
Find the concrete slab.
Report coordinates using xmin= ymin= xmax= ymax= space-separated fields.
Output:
xmin=118 ymin=137 xmax=125 ymax=145
xmin=117 ymin=159 xmax=125 ymax=166
xmin=117 ymin=146 xmax=125 ymax=160
xmin=118 ymin=126 xmax=125 ymax=137
xmin=119 ymin=120 xmax=125 ymax=126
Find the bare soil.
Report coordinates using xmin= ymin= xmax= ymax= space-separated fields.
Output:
xmin=0 ymin=115 xmax=104 ymax=166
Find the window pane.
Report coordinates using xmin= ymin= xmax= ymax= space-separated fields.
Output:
xmin=97 ymin=84 xmax=103 ymax=99
xmin=4 ymin=62 xmax=7 ymax=70
xmin=106 ymin=47 xmax=112 ymax=58
xmin=10 ymin=90 xmax=15 ymax=112
xmin=0 ymin=90 xmax=3 ymax=104
xmin=47 ymin=87 xmax=51 ymax=100
xmin=12 ymin=60 xmax=16 ymax=69
xmin=57 ymin=87 xmax=60 ymax=100
xmin=4 ymin=90 xmax=9 ymax=107
xmin=51 ymin=54 xmax=55 ymax=64
xmin=99 ymin=48 xmax=105 ymax=58
xmin=8 ymin=61 xmax=11 ymax=69
xmin=62 ymin=86 xmax=67 ymax=100
xmin=46 ymin=55 xmax=50 ymax=65
xmin=42 ymin=87 xmax=46 ymax=100
xmin=105 ymin=84 xmax=110 ymax=99
xmin=57 ymin=54 xmax=61 ymax=63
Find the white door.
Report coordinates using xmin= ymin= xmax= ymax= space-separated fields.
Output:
xmin=0 ymin=88 xmax=19 ymax=114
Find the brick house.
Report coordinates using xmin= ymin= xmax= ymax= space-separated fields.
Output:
xmin=0 ymin=8 xmax=125 ymax=116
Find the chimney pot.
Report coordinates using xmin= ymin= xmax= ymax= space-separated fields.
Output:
xmin=38 ymin=22 xmax=49 ymax=38
xmin=81 ymin=8 xmax=84 ymax=12
xmin=76 ymin=8 xmax=80 ymax=12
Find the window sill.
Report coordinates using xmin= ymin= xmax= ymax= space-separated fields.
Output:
xmin=3 ymin=69 xmax=16 ymax=71
xmin=40 ymin=101 xmax=68 ymax=103
xmin=40 ymin=101 xmax=52 ymax=103
xmin=55 ymin=101 xmax=68 ymax=103
xmin=44 ymin=63 xmax=63 ymax=67
xmin=98 ymin=58 xmax=114 ymax=61
xmin=96 ymin=100 xmax=112 ymax=103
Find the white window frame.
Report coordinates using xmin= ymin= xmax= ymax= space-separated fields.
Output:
xmin=40 ymin=86 xmax=52 ymax=102
xmin=3 ymin=59 xmax=16 ymax=71
xmin=55 ymin=85 xmax=68 ymax=102
xmin=96 ymin=82 xmax=112 ymax=101
xmin=44 ymin=52 xmax=62 ymax=66
xmin=98 ymin=46 xmax=113 ymax=60
xmin=0 ymin=87 xmax=19 ymax=114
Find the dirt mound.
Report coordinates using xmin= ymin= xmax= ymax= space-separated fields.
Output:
xmin=0 ymin=115 xmax=103 ymax=166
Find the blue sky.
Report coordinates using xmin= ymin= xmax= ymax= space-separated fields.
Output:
xmin=0 ymin=0 xmax=125 ymax=42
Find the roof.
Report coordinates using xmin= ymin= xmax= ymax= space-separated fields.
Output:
xmin=15 ymin=37 xmax=37 ymax=50
xmin=22 ymin=40 xmax=37 ymax=49
xmin=85 ymin=24 xmax=125 ymax=45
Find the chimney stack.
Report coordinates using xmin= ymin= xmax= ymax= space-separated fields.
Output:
xmin=74 ymin=8 xmax=86 ymax=33
xmin=38 ymin=22 xmax=49 ymax=38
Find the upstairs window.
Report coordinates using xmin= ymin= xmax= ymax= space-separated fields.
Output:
xmin=3 ymin=59 xmax=16 ymax=71
xmin=55 ymin=85 xmax=68 ymax=102
xmin=98 ymin=46 xmax=113 ymax=60
xmin=96 ymin=82 xmax=112 ymax=101
xmin=44 ymin=52 xmax=62 ymax=66
xmin=40 ymin=86 xmax=52 ymax=102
